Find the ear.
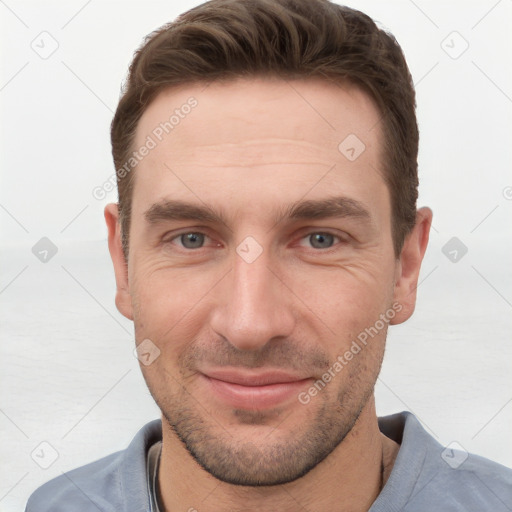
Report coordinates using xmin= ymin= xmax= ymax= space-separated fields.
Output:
xmin=104 ymin=203 xmax=134 ymax=321
xmin=390 ymin=207 xmax=433 ymax=325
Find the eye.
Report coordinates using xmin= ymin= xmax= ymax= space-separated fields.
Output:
xmin=300 ymin=232 xmax=341 ymax=250
xmin=170 ymin=232 xmax=207 ymax=249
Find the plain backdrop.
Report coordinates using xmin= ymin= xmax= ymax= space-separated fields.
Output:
xmin=1 ymin=0 xmax=511 ymax=510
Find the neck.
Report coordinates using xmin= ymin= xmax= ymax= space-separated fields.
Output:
xmin=157 ymin=396 xmax=399 ymax=512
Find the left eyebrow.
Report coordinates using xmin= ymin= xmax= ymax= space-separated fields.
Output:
xmin=285 ymin=196 xmax=371 ymax=220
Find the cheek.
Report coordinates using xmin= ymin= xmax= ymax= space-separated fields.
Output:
xmin=286 ymin=260 xmax=395 ymax=336
xmin=130 ymin=262 xmax=219 ymax=345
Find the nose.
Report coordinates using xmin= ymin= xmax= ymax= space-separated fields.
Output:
xmin=209 ymin=243 xmax=296 ymax=351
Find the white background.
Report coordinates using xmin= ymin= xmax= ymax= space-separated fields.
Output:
xmin=1 ymin=0 xmax=511 ymax=510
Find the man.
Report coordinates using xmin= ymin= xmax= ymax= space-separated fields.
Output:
xmin=26 ymin=0 xmax=511 ymax=510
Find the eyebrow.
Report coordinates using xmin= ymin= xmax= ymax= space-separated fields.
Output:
xmin=144 ymin=200 xmax=226 ymax=226
xmin=284 ymin=196 xmax=371 ymax=222
xmin=143 ymin=196 xmax=371 ymax=228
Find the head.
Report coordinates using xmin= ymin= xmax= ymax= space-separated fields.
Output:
xmin=106 ymin=0 xmax=431 ymax=486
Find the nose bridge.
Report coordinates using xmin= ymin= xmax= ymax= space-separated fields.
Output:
xmin=233 ymin=249 xmax=273 ymax=313
xmin=210 ymin=240 xmax=295 ymax=350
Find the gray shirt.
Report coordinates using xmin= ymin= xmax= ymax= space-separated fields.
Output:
xmin=25 ymin=411 xmax=512 ymax=511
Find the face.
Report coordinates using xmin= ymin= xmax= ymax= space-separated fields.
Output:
xmin=107 ymin=77 xmax=423 ymax=486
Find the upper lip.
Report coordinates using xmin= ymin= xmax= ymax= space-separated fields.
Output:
xmin=201 ymin=368 xmax=310 ymax=386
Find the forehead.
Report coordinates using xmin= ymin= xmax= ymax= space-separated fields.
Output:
xmin=135 ymin=76 xmax=381 ymax=156
xmin=130 ymin=77 xmax=388 ymax=224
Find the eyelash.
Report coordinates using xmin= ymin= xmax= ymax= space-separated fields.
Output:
xmin=163 ymin=229 xmax=346 ymax=252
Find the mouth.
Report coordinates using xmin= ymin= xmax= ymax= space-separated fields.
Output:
xmin=199 ymin=368 xmax=312 ymax=409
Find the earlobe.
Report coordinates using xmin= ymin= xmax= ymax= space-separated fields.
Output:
xmin=390 ymin=207 xmax=433 ymax=325
xmin=104 ymin=203 xmax=134 ymax=321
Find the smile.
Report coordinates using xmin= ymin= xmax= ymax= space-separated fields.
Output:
xmin=200 ymin=368 xmax=312 ymax=409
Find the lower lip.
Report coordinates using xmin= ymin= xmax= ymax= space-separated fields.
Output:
xmin=202 ymin=375 xmax=311 ymax=409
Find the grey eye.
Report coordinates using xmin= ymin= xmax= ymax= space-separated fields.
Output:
xmin=309 ymin=233 xmax=335 ymax=249
xmin=180 ymin=232 xmax=205 ymax=249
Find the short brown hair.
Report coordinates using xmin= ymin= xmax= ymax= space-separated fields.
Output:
xmin=111 ymin=0 xmax=418 ymax=260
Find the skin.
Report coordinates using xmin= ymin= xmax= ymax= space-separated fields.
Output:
xmin=105 ymin=77 xmax=432 ymax=512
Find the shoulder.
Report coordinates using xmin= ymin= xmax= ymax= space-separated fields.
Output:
xmin=411 ymin=447 xmax=512 ymax=511
xmin=25 ymin=450 xmax=124 ymax=512
xmin=25 ymin=419 xmax=162 ymax=512
xmin=420 ymin=442 xmax=512 ymax=510
xmin=376 ymin=412 xmax=512 ymax=511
